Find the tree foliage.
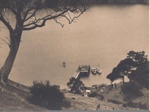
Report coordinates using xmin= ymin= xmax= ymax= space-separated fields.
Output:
xmin=29 ymin=81 xmax=64 ymax=110
xmin=121 ymin=81 xmax=143 ymax=100
xmin=67 ymin=77 xmax=84 ymax=94
xmin=107 ymin=51 xmax=149 ymax=88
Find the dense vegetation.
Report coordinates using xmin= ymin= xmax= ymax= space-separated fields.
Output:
xmin=67 ymin=77 xmax=85 ymax=94
xmin=121 ymin=81 xmax=143 ymax=100
xmin=28 ymin=81 xmax=64 ymax=110
xmin=107 ymin=51 xmax=149 ymax=88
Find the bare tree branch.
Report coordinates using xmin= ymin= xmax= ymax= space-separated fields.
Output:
xmin=7 ymin=7 xmax=17 ymax=16
xmin=70 ymin=11 xmax=84 ymax=23
xmin=67 ymin=12 xmax=72 ymax=20
xmin=1 ymin=37 xmax=10 ymax=47
xmin=61 ymin=11 xmax=83 ymax=24
xmin=23 ymin=9 xmax=69 ymax=30
xmin=0 ymin=16 xmax=13 ymax=32
xmin=24 ymin=9 xmax=38 ymax=22
xmin=22 ymin=8 xmax=34 ymax=21
xmin=53 ymin=18 xmax=64 ymax=28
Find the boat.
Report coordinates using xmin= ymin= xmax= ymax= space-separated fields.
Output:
xmin=91 ymin=68 xmax=97 ymax=74
xmin=96 ymin=68 xmax=102 ymax=74
xmin=63 ymin=62 xmax=66 ymax=67
xmin=91 ymin=67 xmax=102 ymax=75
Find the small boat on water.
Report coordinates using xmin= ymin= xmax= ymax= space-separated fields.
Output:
xmin=96 ymin=68 xmax=102 ymax=74
xmin=91 ymin=67 xmax=102 ymax=75
xmin=91 ymin=68 xmax=97 ymax=74
xmin=63 ymin=62 xmax=66 ymax=67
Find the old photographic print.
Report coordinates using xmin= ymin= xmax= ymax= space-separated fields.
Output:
xmin=0 ymin=0 xmax=149 ymax=111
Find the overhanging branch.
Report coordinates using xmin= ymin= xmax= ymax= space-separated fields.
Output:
xmin=53 ymin=18 xmax=64 ymax=28
xmin=1 ymin=37 xmax=10 ymax=47
xmin=23 ymin=9 xmax=68 ymax=30
xmin=23 ymin=9 xmax=37 ymax=22
xmin=0 ymin=16 xmax=13 ymax=32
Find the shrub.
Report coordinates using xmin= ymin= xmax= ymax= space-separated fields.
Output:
xmin=88 ymin=92 xmax=104 ymax=101
xmin=28 ymin=81 xmax=64 ymax=110
xmin=88 ymin=91 xmax=97 ymax=97
xmin=62 ymin=99 xmax=71 ymax=108
xmin=126 ymin=101 xmax=148 ymax=110
xmin=121 ymin=81 xmax=143 ymax=100
xmin=107 ymin=99 xmax=122 ymax=104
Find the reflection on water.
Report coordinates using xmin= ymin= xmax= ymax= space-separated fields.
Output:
xmin=0 ymin=4 xmax=149 ymax=88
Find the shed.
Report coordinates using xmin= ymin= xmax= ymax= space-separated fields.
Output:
xmin=77 ymin=65 xmax=90 ymax=78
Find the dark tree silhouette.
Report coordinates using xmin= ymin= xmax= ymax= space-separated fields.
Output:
xmin=0 ymin=0 xmax=91 ymax=85
xmin=29 ymin=80 xmax=64 ymax=109
xmin=107 ymin=51 xmax=149 ymax=87
xmin=107 ymin=58 xmax=136 ymax=84
xmin=67 ymin=77 xmax=84 ymax=94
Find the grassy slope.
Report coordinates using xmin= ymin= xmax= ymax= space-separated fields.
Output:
xmin=97 ymin=82 xmax=149 ymax=109
xmin=0 ymin=80 xmax=48 ymax=111
xmin=63 ymin=92 xmax=140 ymax=110
xmin=0 ymin=80 xmax=148 ymax=111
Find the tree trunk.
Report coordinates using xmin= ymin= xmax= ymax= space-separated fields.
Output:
xmin=122 ymin=77 xmax=125 ymax=85
xmin=0 ymin=30 xmax=22 ymax=85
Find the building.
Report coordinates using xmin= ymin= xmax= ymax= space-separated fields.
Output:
xmin=77 ymin=65 xmax=90 ymax=79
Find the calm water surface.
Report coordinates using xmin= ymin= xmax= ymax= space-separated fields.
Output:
xmin=0 ymin=4 xmax=149 ymax=88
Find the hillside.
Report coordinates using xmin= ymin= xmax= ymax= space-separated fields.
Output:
xmin=89 ymin=82 xmax=149 ymax=110
xmin=63 ymin=92 xmax=140 ymax=110
xmin=0 ymin=80 xmax=148 ymax=111
xmin=0 ymin=80 xmax=48 ymax=111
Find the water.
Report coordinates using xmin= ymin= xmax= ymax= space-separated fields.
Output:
xmin=0 ymin=4 xmax=148 ymax=88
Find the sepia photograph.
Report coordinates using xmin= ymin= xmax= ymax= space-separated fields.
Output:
xmin=0 ymin=0 xmax=149 ymax=111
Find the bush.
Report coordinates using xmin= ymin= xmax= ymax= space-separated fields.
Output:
xmin=107 ymin=99 xmax=122 ymax=104
xmin=125 ymin=101 xmax=148 ymax=110
xmin=28 ymin=81 xmax=64 ymax=110
xmin=62 ymin=99 xmax=71 ymax=108
xmin=88 ymin=92 xmax=104 ymax=101
xmin=88 ymin=91 xmax=97 ymax=97
xmin=121 ymin=81 xmax=143 ymax=100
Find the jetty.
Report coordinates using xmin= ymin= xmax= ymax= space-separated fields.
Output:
xmin=74 ymin=65 xmax=90 ymax=79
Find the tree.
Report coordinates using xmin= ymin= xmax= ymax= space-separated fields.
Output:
xmin=106 ymin=58 xmax=135 ymax=84
xmin=67 ymin=77 xmax=84 ymax=94
xmin=107 ymin=51 xmax=149 ymax=87
xmin=129 ymin=62 xmax=149 ymax=89
xmin=0 ymin=0 xmax=91 ymax=85
xmin=121 ymin=81 xmax=143 ymax=100
xmin=29 ymin=80 xmax=64 ymax=109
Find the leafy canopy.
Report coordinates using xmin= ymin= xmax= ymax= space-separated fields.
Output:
xmin=107 ymin=51 xmax=149 ymax=88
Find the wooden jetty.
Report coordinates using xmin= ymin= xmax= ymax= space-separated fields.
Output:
xmin=74 ymin=65 xmax=90 ymax=79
